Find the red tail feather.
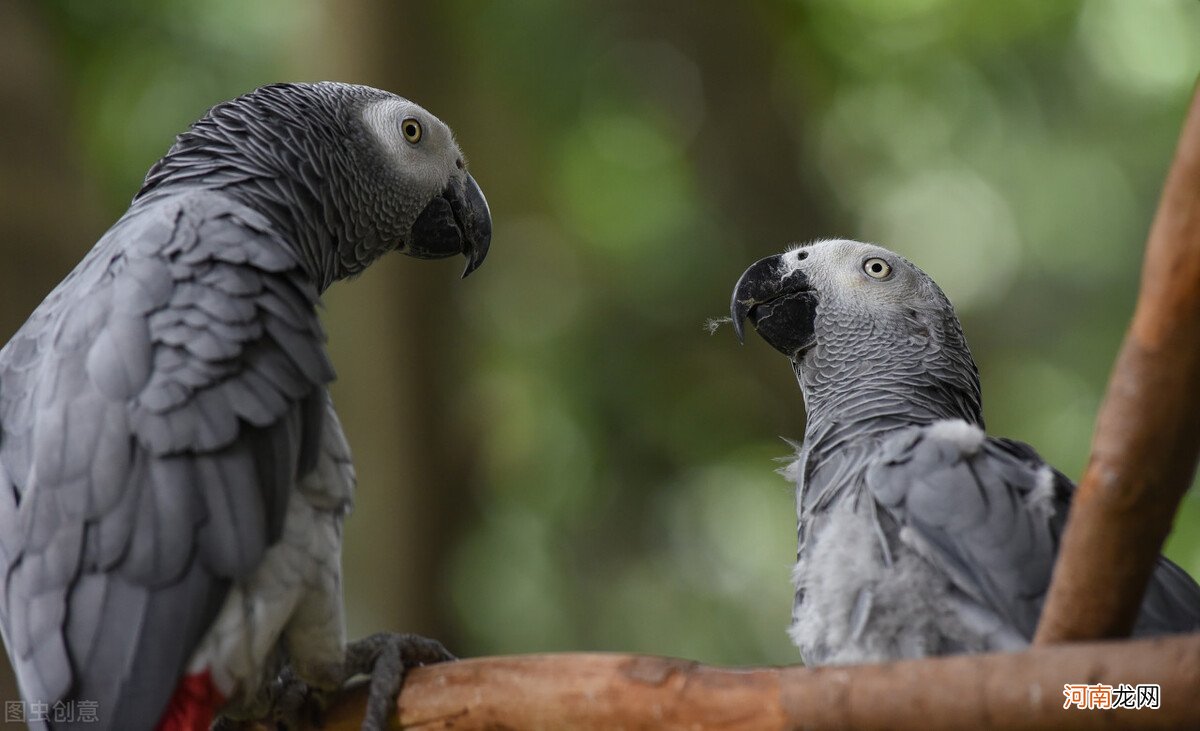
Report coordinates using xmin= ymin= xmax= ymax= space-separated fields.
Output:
xmin=155 ymin=670 xmax=225 ymax=731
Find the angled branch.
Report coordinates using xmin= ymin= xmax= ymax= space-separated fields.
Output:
xmin=1034 ymin=81 xmax=1200 ymax=644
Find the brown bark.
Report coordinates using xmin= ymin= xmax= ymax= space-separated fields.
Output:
xmin=261 ymin=634 xmax=1199 ymax=730
xmin=1034 ymin=82 xmax=1200 ymax=644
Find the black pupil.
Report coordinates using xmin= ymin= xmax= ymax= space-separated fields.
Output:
xmin=406 ymin=124 xmax=417 ymax=138
xmin=871 ymin=262 xmax=882 ymax=272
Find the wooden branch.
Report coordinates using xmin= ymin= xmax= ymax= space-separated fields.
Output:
xmin=1034 ymin=82 xmax=1200 ymax=644
xmin=261 ymin=636 xmax=1200 ymax=730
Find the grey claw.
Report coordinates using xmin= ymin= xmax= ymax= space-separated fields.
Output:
xmin=344 ymin=633 xmax=456 ymax=731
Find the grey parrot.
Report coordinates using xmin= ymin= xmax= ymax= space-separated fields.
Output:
xmin=730 ymin=239 xmax=1200 ymax=665
xmin=0 ymin=82 xmax=491 ymax=730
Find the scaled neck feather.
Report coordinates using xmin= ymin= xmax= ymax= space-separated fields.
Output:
xmin=133 ymin=83 xmax=387 ymax=292
xmin=797 ymin=308 xmax=983 ymax=461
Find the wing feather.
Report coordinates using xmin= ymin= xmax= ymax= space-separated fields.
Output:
xmin=0 ymin=190 xmax=334 ymax=729
xmin=867 ymin=420 xmax=1200 ymax=640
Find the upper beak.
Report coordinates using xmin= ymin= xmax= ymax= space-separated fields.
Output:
xmin=730 ymin=253 xmax=818 ymax=358
xmin=455 ymin=172 xmax=492 ymax=278
xmin=407 ymin=171 xmax=493 ymax=277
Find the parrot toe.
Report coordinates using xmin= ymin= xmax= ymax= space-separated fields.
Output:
xmin=344 ymin=632 xmax=456 ymax=731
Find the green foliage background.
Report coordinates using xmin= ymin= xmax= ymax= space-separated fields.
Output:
xmin=2 ymin=0 xmax=1198 ymax=678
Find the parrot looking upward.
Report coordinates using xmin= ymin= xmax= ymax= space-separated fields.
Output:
xmin=0 ymin=82 xmax=492 ymax=730
xmin=730 ymin=239 xmax=1200 ymax=666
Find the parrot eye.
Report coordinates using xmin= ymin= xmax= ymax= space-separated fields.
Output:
xmin=863 ymin=257 xmax=892 ymax=280
xmin=401 ymin=118 xmax=423 ymax=144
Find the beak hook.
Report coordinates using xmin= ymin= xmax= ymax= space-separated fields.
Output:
xmin=730 ymin=259 xmax=771 ymax=345
xmin=459 ymin=172 xmax=492 ymax=278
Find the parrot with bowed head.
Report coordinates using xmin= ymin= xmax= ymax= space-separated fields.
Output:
xmin=730 ymin=239 xmax=1200 ymax=665
xmin=0 ymin=82 xmax=491 ymax=730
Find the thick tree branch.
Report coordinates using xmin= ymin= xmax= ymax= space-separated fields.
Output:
xmin=1034 ymin=81 xmax=1200 ymax=644
xmin=267 ymin=635 xmax=1199 ymax=730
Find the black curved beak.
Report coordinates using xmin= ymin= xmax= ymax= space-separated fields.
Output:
xmin=408 ymin=171 xmax=492 ymax=277
xmin=454 ymin=172 xmax=492 ymax=277
xmin=730 ymin=253 xmax=818 ymax=358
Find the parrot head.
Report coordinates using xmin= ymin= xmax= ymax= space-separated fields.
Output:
xmin=137 ymin=82 xmax=492 ymax=284
xmin=731 ymin=238 xmax=983 ymax=425
xmin=359 ymin=93 xmax=492 ymax=277
xmin=730 ymin=239 xmax=963 ymax=362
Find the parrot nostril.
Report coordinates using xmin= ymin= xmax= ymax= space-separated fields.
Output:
xmin=455 ymin=158 xmax=464 ymax=170
xmin=797 ymin=251 xmax=808 ymax=260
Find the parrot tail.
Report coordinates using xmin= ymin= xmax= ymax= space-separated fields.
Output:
xmin=155 ymin=670 xmax=226 ymax=731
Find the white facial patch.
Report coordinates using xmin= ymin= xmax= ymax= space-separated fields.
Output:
xmin=361 ymin=99 xmax=409 ymax=160
xmin=359 ymin=98 xmax=458 ymax=192
xmin=780 ymin=239 xmax=852 ymax=276
xmin=782 ymin=238 xmax=941 ymax=317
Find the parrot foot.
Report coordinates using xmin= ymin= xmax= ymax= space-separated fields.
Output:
xmin=343 ymin=632 xmax=455 ymax=731
xmin=265 ymin=663 xmax=331 ymax=730
xmin=208 ymin=665 xmax=327 ymax=731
